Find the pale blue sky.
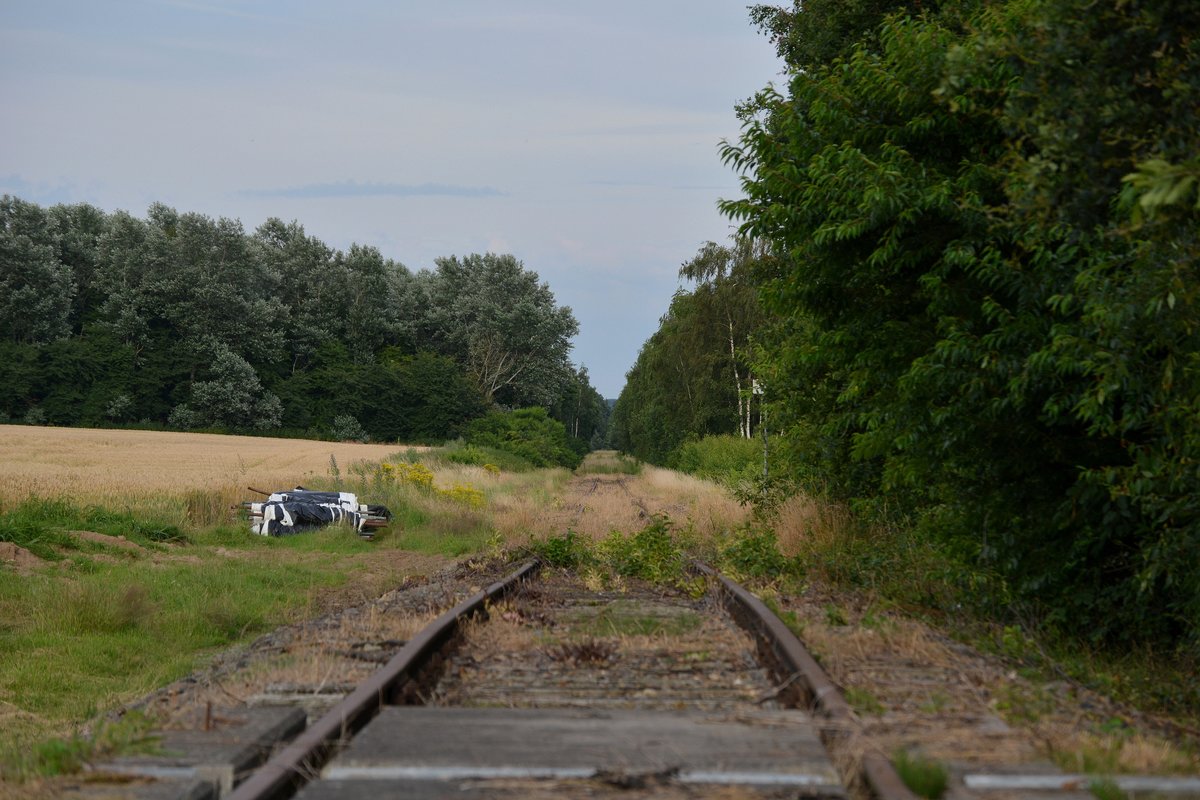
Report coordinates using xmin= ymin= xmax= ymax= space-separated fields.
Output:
xmin=0 ymin=1 xmax=781 ymax=397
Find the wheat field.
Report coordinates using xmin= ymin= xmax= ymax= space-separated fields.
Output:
xmin=0 ymin=424 xmax=419 ymax=522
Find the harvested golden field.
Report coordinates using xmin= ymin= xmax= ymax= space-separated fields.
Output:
xmin=0 ymin=424 xmax=420 ymax=523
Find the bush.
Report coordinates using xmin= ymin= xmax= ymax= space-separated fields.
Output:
xmin=598 ymin=515 xmax=687 ymax=584
xmin=465 ymin=407 xmax=582 ymax=469
xmin=668 ymin=435 xmax=765 ymax=488
xmin=718 ymin=526 xmax=794 ymax=580
xmin=441 ymin=442 xmax=533 ymax=472
xmin=330 ymin=414 xmax=367 ymax=442
xmin=534 ymin=529 xmax=593 ymax=569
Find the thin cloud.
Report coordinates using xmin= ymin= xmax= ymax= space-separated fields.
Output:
xmin=241 ymin=180 xmax=506 ymax=199
xmin=587 ymin=179 xmax=736 ymax=191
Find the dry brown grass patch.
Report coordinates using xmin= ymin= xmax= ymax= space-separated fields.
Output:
xmin=772 ymin=493 xmax=852 ymax=558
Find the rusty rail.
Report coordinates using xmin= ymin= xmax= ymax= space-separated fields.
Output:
xmin=225 ymin=559 xmax=540 ymax=800
xmin=695 ymin=561 xmax=918 ymax=800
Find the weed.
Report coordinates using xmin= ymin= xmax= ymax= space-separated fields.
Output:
xmin=718 ymin=525 xmax=793 ymax=580
xmin=201 ymin=594 xmax=264 ymax=641
xmin=569 ymin=602 xmax=702 ymax=638
xmin=597 ymin=515 xmax=686 ymax=584
xmin=845 ymin=687 xmax=885 ymax=715
xmin=535 ymin=530 xmax=592 ymax=569
xmin=1088 ymin=778 xmax=1128 ymax=800
xmin=1 ymin=712 xmax=159 ymax=780
xmin=0 ymin=500 xmax=78 ymax=560
xmin=824 ymin=603 xmax=849 ymax=626
xmin=994 ymin=681 xmax=1057 ymax=725
xmin=893 ymin=749 xmax=948 ymax=799
xmin=918 ymin=691 xmax=951 ymax=713
xmin=762 ymin=595 xmax=806 ymax=639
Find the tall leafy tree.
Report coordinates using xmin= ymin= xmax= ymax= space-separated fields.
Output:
xmin=406 ymin=253 xmax=579 ymax=406
xmin=253 ymin=218 xmax=343 ymax=373
xmin=679 ymin=238 xmax=766 ymax=438
xmin=724 ymin=0 xmax=1200 ymax=650
xmin=0 ymin=196 xmax=75 ymax=345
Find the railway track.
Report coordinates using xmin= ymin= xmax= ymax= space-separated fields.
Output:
xmin=201 ymin=558 xmax=913 ymax=800
xmin=65 ymin=466 xmax=1196 ymax=800
xmin=69 ymin=553 xmax=1200 ymax=800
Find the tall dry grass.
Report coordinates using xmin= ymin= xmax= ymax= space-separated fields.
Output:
xmin=490 ymin=457 xmax=748 ymax=548
xmin=771 ymin=493 xmax=853 ymax=558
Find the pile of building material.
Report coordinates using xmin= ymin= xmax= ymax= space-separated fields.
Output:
xmin=241 ymin=488 xmax=391 ymax=538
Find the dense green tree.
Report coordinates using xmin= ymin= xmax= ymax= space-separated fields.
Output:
xmin=549 ymin=364 xmax=608 ymax=451
xmin=49 ymin=202 xmax=108 ymax=332
xmin=406 ymin=253 xmax=579 ymax=406
xmin=612 ymin=238 xmax=766 ymax=464
xmin=340 ymin=243 xmax=405 ymax=360
xmin=252 ymin=218 xmax=343 ymax=374
xmin=171 ymin=347 xmax=283 ymax=430
xmin=679 ymin=238 xmax=766 ymax=438
xmin=613 ymin=290 xmax=740 ymax=464
xmin=0 ymin=196 xmax=75 ymax=344
xmin=722 ymin=0 xmax=1200 ymax=650
xmin=1 ymin=199 xmax=594 ymax=451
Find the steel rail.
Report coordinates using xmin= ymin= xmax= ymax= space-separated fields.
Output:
xmin=695 ymin=561 xmax=918 ymax=800
xmin=225 ymin=559 xmax=540 ymax=800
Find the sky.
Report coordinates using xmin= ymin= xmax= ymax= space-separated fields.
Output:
xmin=0 ymin=1 xmax=782 ymax=398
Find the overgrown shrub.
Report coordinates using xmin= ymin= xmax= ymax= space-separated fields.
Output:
xmin=598 ymin=515 xmax=687 ymax=584
xmin=441 ymin=442 xmax=533 ymax=472
xmin=465 ymin=407 xmax=582 ymax=469
xmin=669 ymin=435 xmax=764 ymax=488
xmin=717 ymin=526 xmax=794 ymax=580
xmin=534 ymin=529 xmax=593 ymax=569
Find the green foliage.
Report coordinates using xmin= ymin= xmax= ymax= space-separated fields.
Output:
xmin=845 ymin=686 xmax=885 ymax=716
xmin=402 ymin=253 xmax=579 ymax=407
xmin=0 ymin=196 xmax=75 ymax=345
xmin=530 ymin=516 xmax=697 ymax=590
xmin=175 ymin=348 xmax=283 ymax=430
xmin=597 ymin=515 xmax=687 ymax=584
xmin=1088 ymin=778 xmax=1128 ymax=800
xmin=717 ymin=525 xmax=792 ymax=579
xmin=893 ymin=750 xmax=948 ymax=799
xmin=0 ymin=200 xmax=596 ymax=444
xmin=0 ymin=503 xmax=77 ymax=561
xmin=2 ymin=713 xmax=159 ymax=780
xmin=669 ymin=434 xmax=764 ymax=488
xmin=330 ymin=414 xmax=367 ymax=442
xmin=534 ymin=529 xmax=593 ymax=570
xmin=549 ymin=364 xmax=610 ymax=453
xmin=0 ymin=499 xmax=185 ymax=561
xmin=722 ymin=0 xmax=1200 ymax=654
xmin=612 ymin=237 xmax=766 ymax=464
xmin=567 ymin=602 xmax=702 ymax=638
xmin=441 ymin=441 xmax=534 ymax=473
xmin=466 ymin=407 xmax=583 ymax=469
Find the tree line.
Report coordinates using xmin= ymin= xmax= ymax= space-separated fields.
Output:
xmin=0 ymin=197 xmax=608 ymax=448
xmin=615 ymin=0 xmax=1199 ymax=655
